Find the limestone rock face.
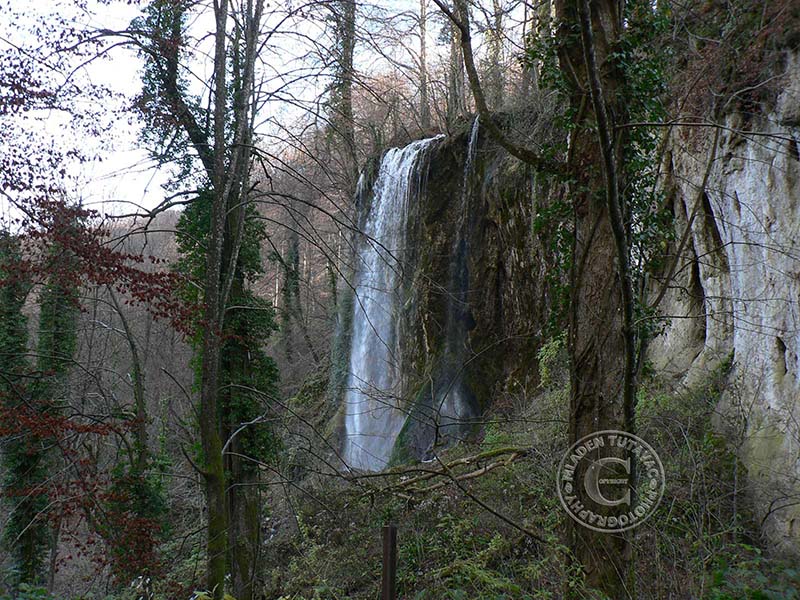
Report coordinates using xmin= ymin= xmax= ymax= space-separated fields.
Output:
xmin=650 ymin=57 xmax=800 ymax=552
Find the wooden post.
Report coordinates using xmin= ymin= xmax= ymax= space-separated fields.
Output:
xmin=381 ymin=524 xmax=397 ymax=600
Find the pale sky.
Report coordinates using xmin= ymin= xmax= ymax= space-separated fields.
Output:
xmin=0 ymin=0 xmax=513 ymax=222
xmin=0 ymin=1 xmax=170 ymax=218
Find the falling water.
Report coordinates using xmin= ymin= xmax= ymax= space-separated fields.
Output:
xmin=343 ymin=136 xmax=443 ymax=472
xmin=433 ymin=116 xmax=481 ymax=436
xmin=463 ymin=116 xmax=480 ymax=202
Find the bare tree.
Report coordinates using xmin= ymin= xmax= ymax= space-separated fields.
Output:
xmin=420 ymin=0 xmax=432 ymax=128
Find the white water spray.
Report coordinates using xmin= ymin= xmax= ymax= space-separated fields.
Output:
xmin=463 ymin=116 xmax=480 ymax=201
xmin=343 ymin=136 xmax=442 ymax=471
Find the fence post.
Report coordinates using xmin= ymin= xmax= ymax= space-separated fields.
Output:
xmin=381 ymin=523 xmax=397 ymax=600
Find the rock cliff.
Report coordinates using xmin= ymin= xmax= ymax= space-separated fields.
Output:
xmin=650 ymin=52 xmax=800 ymax=552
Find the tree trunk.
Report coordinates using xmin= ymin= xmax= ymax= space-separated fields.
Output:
xmin=521 ymin=0 xmax=550 ymax=96
xmin=109 ymin=289 xmax=149 ymax=474
xmin=334 ymin=0 xmax=358 ymax=196
xmin=447 ymin=12 xmax=467 ymax=126
xmin=140 ymin=1 xmax=267 ymax=597
xmin=555 ymin=0 xmax=634 ymax=597
xmin=221 ymin=6 xmax=268 ymax=595
xmin=487 ymin=0 xmax=504 ymax=108
xmin=224 ymin=279 xmax=261 ymax=600
xmin=200 ymin=1 xmax=231 ymax=598
xmin=228 ymin=462 xmax=261 ymax=600
xmin=420 ymin=0 xmax=431 ymax=129
xmin=433 ymin=0 xmax=635 ymax=591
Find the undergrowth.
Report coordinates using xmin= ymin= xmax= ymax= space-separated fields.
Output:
xmin=256 ymin=344 xmax=799 ymax=600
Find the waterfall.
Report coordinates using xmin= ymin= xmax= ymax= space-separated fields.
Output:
xmin=463 ymin=116 xmax=480 ymax=201
xmin=432 ymin=116 xmax=480 ymax=441
xmin=342 ymin=136 xmax=443 ymax=472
